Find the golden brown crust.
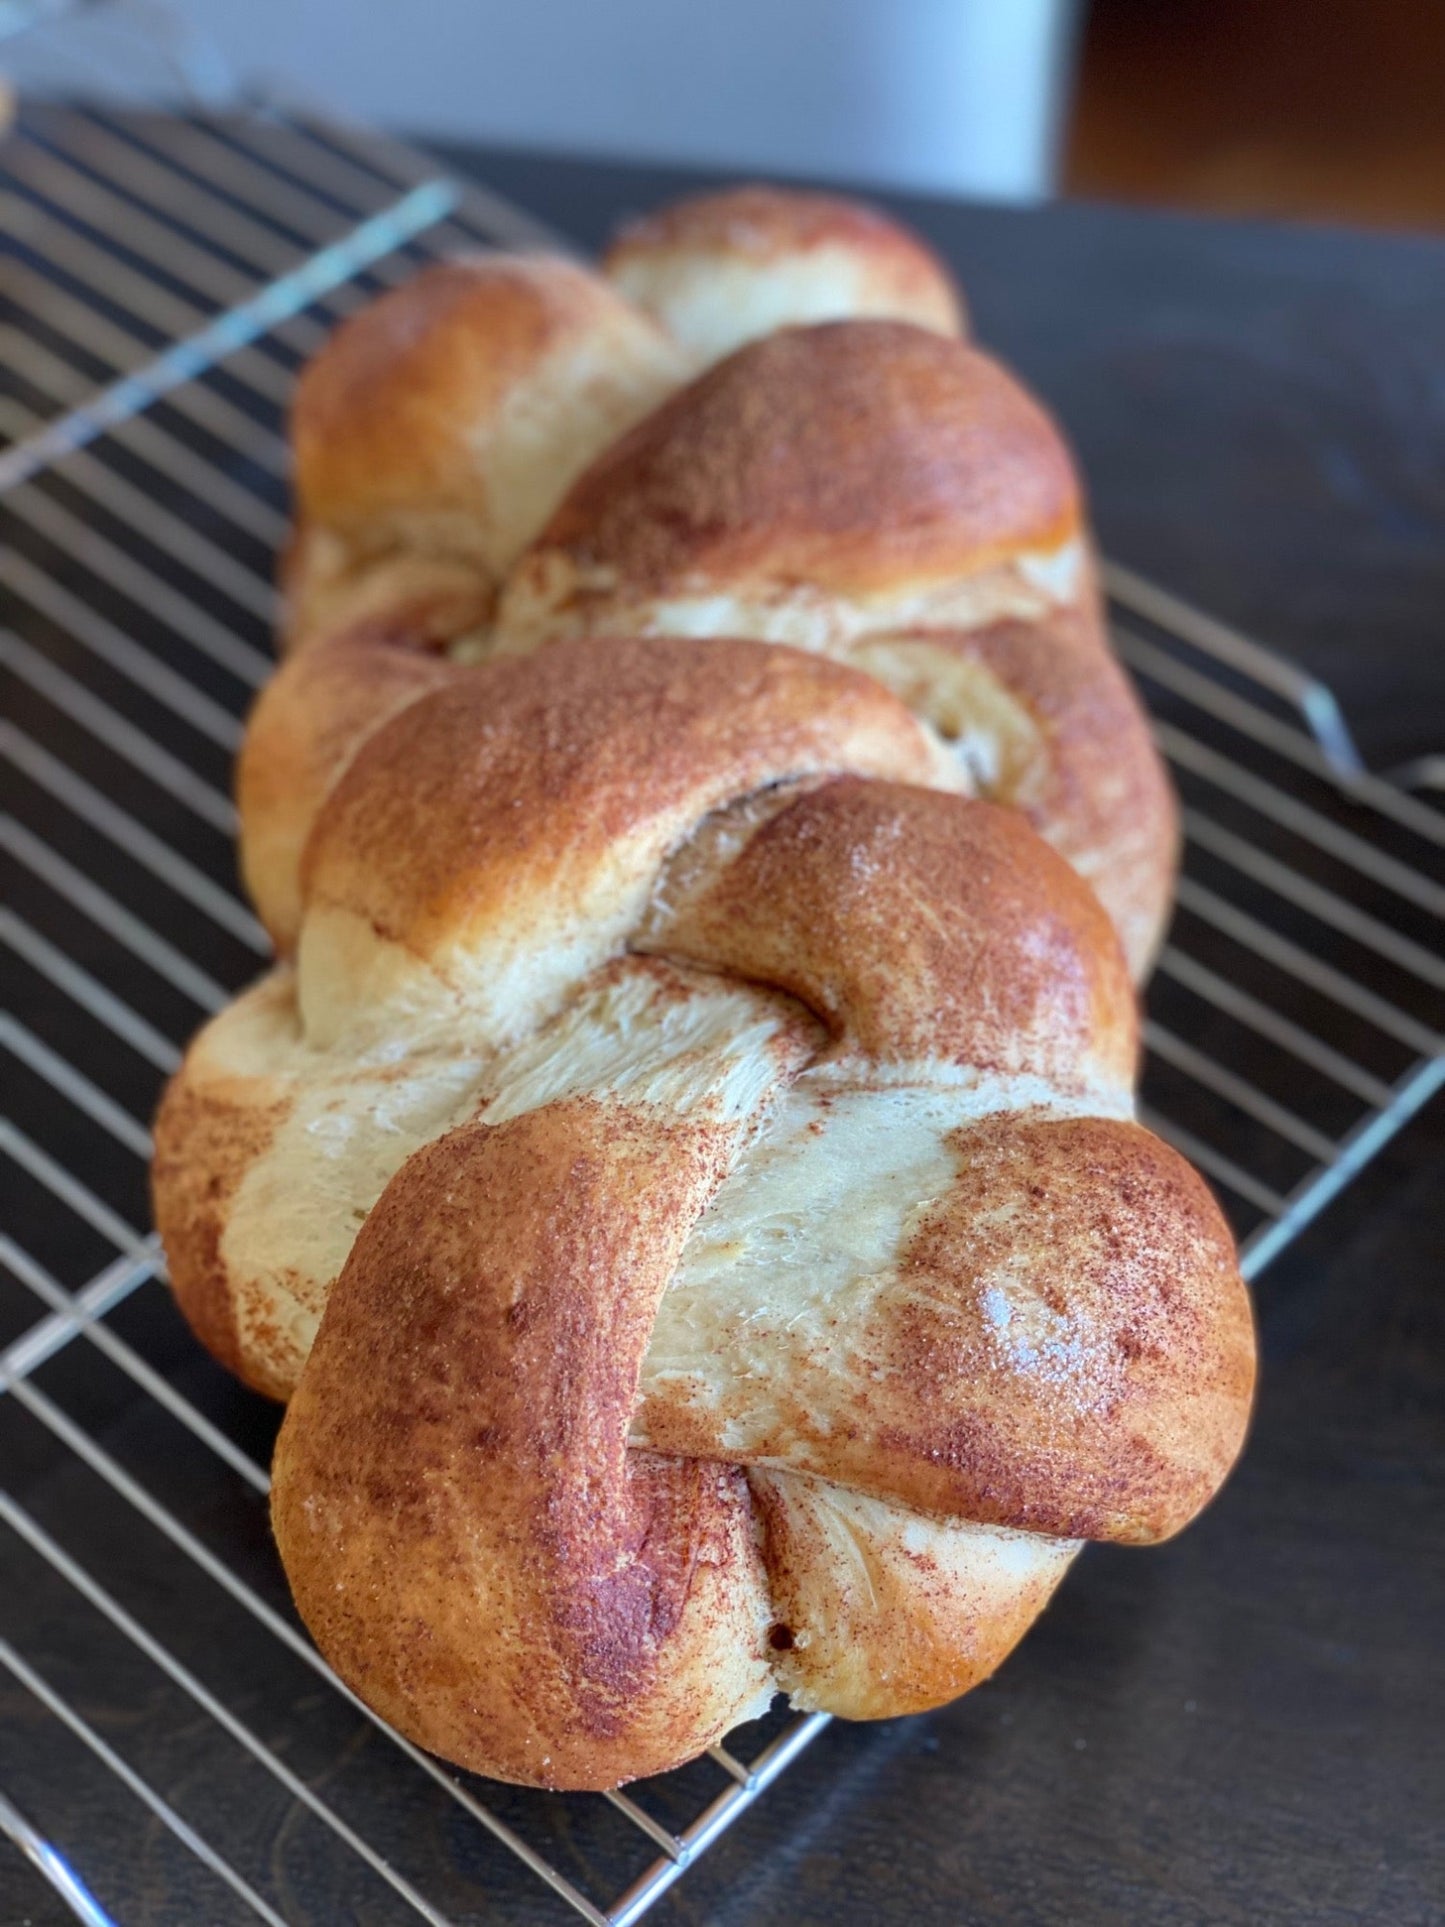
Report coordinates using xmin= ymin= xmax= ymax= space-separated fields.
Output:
xmin=272 ymin=1101 xmax=774 ymax=1789
xmin=852 ymin=605 xmax=1180 ymax=975
xmin=530 ymin=322 xmax=1080 ymax=598
xmin=481 ymin=316 xmax=1173 ymax=981
xmin=648 ymin=780 xmax=1137 ymax=1090
xmin=608 ymin=184 xmax=959 ymax=279
xmin=292 ymin=257 xmax=670 ymax=539
xmin=286 ymin=255 xmax=684 ymax=648
xmin=302 ymin=636 xmax=944 ymax=983
xmin=151 ymin=1033 xmax=291 ymax=1401
xmin=238 ymin=627 xmax=462 ymax=948
xmin=275 ymin=239 xmax=1172 ymax=985
xmin=159 ymin=613 xmax=1252 ymax=1781
xmin=604 ymin=184 xmax=966 ymax=351
xmin=637 ymin=1115 xmax=1254 ymax=1543
xmin=150 ymin=203 xmax=1246 ymax=1791
xmin=888 ymin=1116 xmax=1256 ymax=1540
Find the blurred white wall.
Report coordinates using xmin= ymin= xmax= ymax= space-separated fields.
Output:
xmin=10 ymin=0 xmax=1081 ymax=201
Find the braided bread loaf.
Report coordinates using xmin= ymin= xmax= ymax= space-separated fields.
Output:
xmin=281 ymin=187 xmax=1176 ymax=978
xmin=153 ymin=188 xmax=1253 ymax=1792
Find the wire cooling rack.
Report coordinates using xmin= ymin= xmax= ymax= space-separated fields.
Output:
xmin=2 ymin=96 xmax=1443 ymax=1927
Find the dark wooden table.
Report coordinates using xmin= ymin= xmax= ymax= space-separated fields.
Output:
xmin=440 ymin=147 xmax=1445 ymax=1927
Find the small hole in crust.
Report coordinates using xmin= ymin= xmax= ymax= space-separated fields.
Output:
xmin=768 ymin=1623 xmax=795 ymax=1652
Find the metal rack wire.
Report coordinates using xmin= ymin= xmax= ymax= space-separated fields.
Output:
xmin=2 ymin=97 xmax=1442 ymax=1927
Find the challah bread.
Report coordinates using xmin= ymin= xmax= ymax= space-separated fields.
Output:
xmin=283 ymin=256 xmax=689 ymax=653
xmin=603 ymin=182 xmax=967 ymax=362
xmin=282 ymin=185 xmax=959 ymax=656
xmin=236 ymin=625 xmax=459 ymax=945
xmin=159 ymin=638 xmax=959 ymax=1398
xmin=154 ymin=636 xmax=1252 ymax=1788
xmin=279 ymin=196 xmax=1176 ymax=976
xmin=497 ymin=321 xmax=1076 ymax=627
xmin=493 ymin=320 xmax=1174 ymax=976
xmin=150 ymin=185 xmax=1251 ymax=1791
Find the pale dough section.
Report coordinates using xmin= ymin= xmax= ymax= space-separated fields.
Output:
xmin=216 ymin=960 xmax=815 ymax=1393
xmin=750 ymin=1468 xmax=1079 ymax=1717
